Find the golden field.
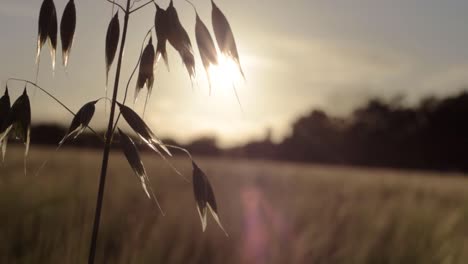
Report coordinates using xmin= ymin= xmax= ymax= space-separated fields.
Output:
xmin=1 ymin=147 xmax=468 ymax=264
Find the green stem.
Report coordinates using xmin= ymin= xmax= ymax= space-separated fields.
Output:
xmin=87 ymin=1 xmax=131 ymax=263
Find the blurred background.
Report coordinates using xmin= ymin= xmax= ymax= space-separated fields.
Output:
xmin=2 ymin=0 xmax=468 ymax=263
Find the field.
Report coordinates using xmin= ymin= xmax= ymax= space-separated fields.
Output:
xmin=1 ymin=147 xmax=468 ymax=264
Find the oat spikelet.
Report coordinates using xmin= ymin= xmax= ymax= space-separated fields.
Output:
xmin=195 ymin=13 xmax=218 ymax=94
xmin=211 ymin=0 xmax=245 ymax=79
xmin=135 ymin=36 xmax=155 ymax=102
xmin=166 ymin=0 xmax=196 ymax=81
xmin=154 ymin=3 xmax=170 ymax=69
xmin=118 ymin=129 xmax=164 ymax=214
xmin=60 ymin=0 xmax=76 ymax=67
xmin=0 ymin=88 xmax=31 ymax=174
xmin=105 ymin=12 xmax=120 ymax=86
xmin=0 ymin=87 xmax=11 ymax=162
xmin=192 ymin=161 xmax=227 ymax=235
xmin=117 ymin=103 xmax=171 ymax=156
xmin=59 ymin=100 xmax=97 ymax=145
xmin=37 ymin=0 xmax=58 ymax=71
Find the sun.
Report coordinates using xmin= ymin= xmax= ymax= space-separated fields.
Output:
xmin=207 ymin=54 xmax=243 ymax=92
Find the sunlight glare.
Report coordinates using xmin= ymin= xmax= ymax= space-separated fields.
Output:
xmin=208 ymin=54 xmax=243 ymax=92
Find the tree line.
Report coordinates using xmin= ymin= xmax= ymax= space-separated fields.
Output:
xmin=26 ymin=91 xmax=468 ymax=172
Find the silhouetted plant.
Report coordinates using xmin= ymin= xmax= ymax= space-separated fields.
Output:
xmin=1 ymin=0 xmax=245 ymax=263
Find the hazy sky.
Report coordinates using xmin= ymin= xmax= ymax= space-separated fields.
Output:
xmin=1 ymin=0 xmax=468 ymax=147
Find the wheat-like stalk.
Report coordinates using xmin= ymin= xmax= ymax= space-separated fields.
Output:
xmin=2 ymin=0 xmax=245 ymax=262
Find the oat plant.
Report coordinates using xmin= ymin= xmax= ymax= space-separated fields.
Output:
xmin=1 ymin=0 xmax=245 ymax=263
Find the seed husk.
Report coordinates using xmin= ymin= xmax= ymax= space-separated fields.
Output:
xmin=105 ymin=12 xmax=120 ymax=86
xmin=135 ymin=36 xmax=155 ymax=102
xmin=154 ymin=3 xmax=170 ymax=69
xmin=195 ymin=14 xmax=218 ymax=93
xmin=0 ymin=88 xmax=31 ymax=174
xmin=211 ymin=0 xmax=245 ymax=79
xmin=192 ymin=161 xmax=227 ymax=235
xmin=60 ymin=0 xmax=76 ymax=67
xmin=119 ymin=129 xmax=150 ymax=198
xmin=166 ymin=1 xmax=196 ymax=80
xmin=59 ymin=100 xmax=97 ymax=145
xmin=117 ymin=103 xmax=171 ymax=156
xmin=37 ymin=0 xmax=58 ymax=70
xmin=0 ymin=87 xmax=11 ymax=162
xmin=119 ymin=129 xmax=164 ymax=214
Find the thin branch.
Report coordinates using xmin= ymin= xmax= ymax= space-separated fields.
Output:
xmin=130 ymin=0 xmax=155 ymax=14
xmin=111 ymin=26 xmax=154 ymax=136
xmin=105 ymin=0 xmax=126 ymax=13
xmin=165 ymin=144 xmax=194 ymax=161
xmin=184 ymin=0 xmax=197 ymax=13
xmin=130 ymin=0 xmax=144 ymax=9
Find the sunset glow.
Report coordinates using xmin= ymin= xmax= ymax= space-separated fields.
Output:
xmin=208 ymin=54 xmax=243 ymax=93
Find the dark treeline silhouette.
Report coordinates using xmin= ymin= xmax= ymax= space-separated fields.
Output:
xmin=228 ymin=92 xmax=468 ymax=172
xmin=23 ymin=91 xmax=468 ymax=172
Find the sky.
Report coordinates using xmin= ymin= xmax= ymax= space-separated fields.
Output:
xmin=2 ymin=0 xmax=468 ymax=147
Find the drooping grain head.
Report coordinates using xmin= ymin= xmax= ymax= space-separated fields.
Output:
xmin=37 ymin=0 xmax=58 ymax=70
xmin=60 ymin=0 xmax=76 ymax=67
xmin=14 ymin=89 xmax=31 ymax=153
xmin=0 ymin=89 xmax=32 ymax=160
xmin=0 ymin=87 xmax=11 ymax=130
xmin=136 ymin=36 xmax=156 ymax=101
xmin=119 ymin=129 xmax=146 ymax=178
xmin=60 ymin=100 xmax=97 ymax=145
xmin=166 ymin=1 xmax=196 ymax=80
xmin=192 ymin=161 xmax=226 ymax=235
xmin=117 ymin=103 xmax=171 ymax=156
xmin=195 ymin=14 xmax=218 ymax=91
xmin=105 ymin=12 xmax=120 ymax=85
xmin=211 ymin=0 xmax=245 ymax=79
xmin=0 ymin=87 xmax=11 ymax=162
xmin=193 ymin=161 xmax=208 ymax=212
xmin=154 ymin=4 xmax=170 ymax=69
xmin=119 ymin=128 xmax=164 ymax=211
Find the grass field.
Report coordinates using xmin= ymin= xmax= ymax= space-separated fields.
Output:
xmin=1 ymin=146 xmax=468 ymax=264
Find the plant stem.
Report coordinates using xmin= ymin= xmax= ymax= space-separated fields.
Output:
xmin=88 ymin=1 xmax=131 ymax=263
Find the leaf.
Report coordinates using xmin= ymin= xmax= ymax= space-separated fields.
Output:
xmin=211 ymin=0 xmax=245 ymax=79
xmin=0 ymin=87 xmax=11 ymax=162
xmin=154 ymin=3 xmax=169 ymax=69
xmin=166 ymin=0 xmax=196 ymax=80
xmin=192 ymin=161 xmax=227 ymax=235
xmin=37 ymin=0 xmax=58 ymax=70
xmin=195 ymin=14 xmax=218 ymax=93
xmin=135 ymin=36 xmax=155 ymax=102
xmin=59 ymin=100 xmax=97 ymax=145
xmin=119 ymin=129 xmax=164 ymax=214
xmin=60 ymin=0 xmax=76 ymax=67
xmin=105 ymin=12 xmax=120 ymax=86
xmin=117 ymin=103 xmax=171 ymax=156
